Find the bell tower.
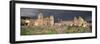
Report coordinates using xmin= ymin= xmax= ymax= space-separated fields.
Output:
xmin=37 ymin=10 xmax=43 ymax=19
xmin=50 ymin=15 xmax=54 ymax=26
xmin=38 ymin=12 xmax=43 ymax=19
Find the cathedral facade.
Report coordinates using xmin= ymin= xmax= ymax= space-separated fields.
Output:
xmin=22 ymin=12 xmax=89 ymax=27
xmin=34 ymin=13 xmax=54 ymax=26
xmin=22 ymin=12 xmax=54 ymax=26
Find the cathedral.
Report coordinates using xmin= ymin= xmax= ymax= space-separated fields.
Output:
xmin=22 ymin=12 xmax=54 ymax=26
xmin=22 ymin=12 xmax=88 ymax=27
xmin=34 ymin=12 xmax=54 ymax=26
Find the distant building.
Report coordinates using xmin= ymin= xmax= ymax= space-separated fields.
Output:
xmin=61 ymin=16 xmax=88 ymax=27
xmin=54 ymin=16 xmax=89 ymax=27
xmin=73 ymin=16 xmax=88 ymax=27
xmin=21 ymin=12 xmax=89 ymax=27
xmin=22 ymin=12 xmax=54 ymax=26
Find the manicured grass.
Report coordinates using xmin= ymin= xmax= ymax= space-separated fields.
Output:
xmin=21 ymin=26 xmax=57 ymax=35
xmin=21 ymin=26 xmax=91 ymax=35
xmin=65 ymin=26 xmax=91 ymax=33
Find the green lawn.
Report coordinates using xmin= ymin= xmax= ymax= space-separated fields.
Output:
xmin=21 ymin=26 xmax=92 ymax=35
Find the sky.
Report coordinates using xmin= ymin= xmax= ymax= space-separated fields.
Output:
xmin=20 ymin=8 xmax=92 ymax=22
